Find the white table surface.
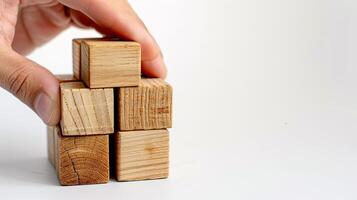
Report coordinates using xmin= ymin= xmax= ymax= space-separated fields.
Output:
xmin=1 ymin=1 xmax=357 ymax=199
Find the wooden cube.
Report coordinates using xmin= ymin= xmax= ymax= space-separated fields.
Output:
xmin=118 ymin=78 xmax=172 ymax=131
xmin=114 ymin=129 xmax=169 ymax=181
xmin=60 ymin=81 xmax=114 ymax=136
xmin=81 ymin=41 xmax=141 ymax=88
xmin=47 ymin=126 xmax=109 ymax=186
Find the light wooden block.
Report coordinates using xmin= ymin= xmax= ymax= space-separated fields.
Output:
xmin=118 ymin=78 xmax=172 ymax=131
xmin=47 ymin=126 xmax=55 ymax=167
xmin=47 ymin=126 xmax=109 ymax=186
xmin=114 ymin=129 xmax=169 ymax=181
xmin=60 ymin=81 xmax=114 ymax=136
xmin=72 ymin=39 xmax=82 ymax=80
xmin=55 ymin=74 xmax=77 ymax=83
xmin=81 ymin=41 xmax=141 ymax=88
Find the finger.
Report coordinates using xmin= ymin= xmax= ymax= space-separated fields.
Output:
xmin=0 ymin=49 xmax=60 ymax=125
xmin=20 ymin=0 xmax=56 ymax=7
xmin=69 ymin=9 xmax=93 ymax=29
xmin=13 ymin=2 xmax=71 ymax=54
xmin=59 ymin=0 xmax=167 ymax=78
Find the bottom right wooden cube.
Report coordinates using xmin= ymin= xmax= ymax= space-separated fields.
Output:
xmin=114 ymin=129 xmax=169 ymax=181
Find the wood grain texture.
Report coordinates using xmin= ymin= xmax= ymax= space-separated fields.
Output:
xmin=47 ymin=126 xmax=55 ymax=167
xmin=48 ymin=126 xmax=109 ymax=186
xmin=118 ymin=78 xmax=172 ymax=131
xmin=73 ymin=38 xmax=121 ymax=81
xmin=55 ymin=74 xmax=77 ymax=83
xmin=60 ymin=81 xmax=114 ymax=136
xmin=72 ymin=39 xmax=81 ymax=79
xmin=81 ymin=41 xmax=141 ymax=88
xmin=114 ymin=129 xmax=169 ymax=181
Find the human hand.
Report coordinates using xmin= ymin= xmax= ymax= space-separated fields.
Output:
xmin=0 ymin=0 xmax=166 ymax=125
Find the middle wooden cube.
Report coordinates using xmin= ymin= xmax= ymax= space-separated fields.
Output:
xmin=60 ymin=81 xmax=114 ymax=136
xmin=117 ymin=78 xmax=173 ymax=131
xmin=81 ymin=41 xmax=141 ymax=88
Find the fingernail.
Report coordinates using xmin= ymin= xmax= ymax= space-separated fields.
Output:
xmin=34 ymin=92 xmax=55 ymax=124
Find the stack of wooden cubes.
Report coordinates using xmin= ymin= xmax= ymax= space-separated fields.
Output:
xmin=47 ymin=38 xmax=172 ymax=186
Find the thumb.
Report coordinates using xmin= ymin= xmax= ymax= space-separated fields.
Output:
xmin=0 ymin=48 xmax=60 ymax=125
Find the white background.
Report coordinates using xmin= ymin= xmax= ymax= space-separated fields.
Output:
xmin=1 ymin=0 xmax=357 ymax=199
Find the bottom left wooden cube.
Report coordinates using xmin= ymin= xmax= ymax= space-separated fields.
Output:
xmin=47 ymin=126 xmax=109 ymax=186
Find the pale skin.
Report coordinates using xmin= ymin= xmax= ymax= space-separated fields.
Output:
xmin=0 ymin=0 xmax=166 ymax=125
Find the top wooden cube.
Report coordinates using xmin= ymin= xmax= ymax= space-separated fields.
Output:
xmin=80 ymin=41 xmax=141 ymax=88
xmin=73 ymin=38 xmax=121 ymax=80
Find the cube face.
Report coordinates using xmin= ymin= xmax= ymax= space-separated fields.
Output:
xmin=73 ymin=38 xmax=116 ymax=80
xmin=118 ymin=78 xmax=173 ymax=131
xmin=47 ymin=126 xmax=55 ymax=167
xmin=114 ymin=129 xmax=169 ymax=181
xmin=60 ymin=82 xmax=114 ymax=136
xmin=81 ymin=41 xmax=141 ymax=88
xmin=72 ymin=40 xmax=81 ymax=80
xmin=55 ymin=74 xmax=77 ymax=83
xmin=48 ymin=126 xmax=110 ymax=186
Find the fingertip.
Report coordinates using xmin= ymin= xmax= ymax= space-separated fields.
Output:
xmin=142 ymin=55 xmax=167 ymax=79
xmin=34 ymin=91 xmax=60 ymax=126
xmin=32 ymin=66 xmax=61 ymax=126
